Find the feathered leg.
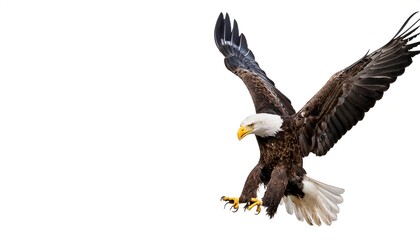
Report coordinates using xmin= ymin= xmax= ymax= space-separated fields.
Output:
xmin=239 ymin=164 xmax=262 ymax=203
xmin=262 ymin=166 xmax=288 ymax=218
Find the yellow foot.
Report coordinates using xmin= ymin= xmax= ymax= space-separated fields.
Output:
xmin=246 ymin=198 xmax=262 ymax=215
xmin=221 ymin=196 xmax=240 ymax=212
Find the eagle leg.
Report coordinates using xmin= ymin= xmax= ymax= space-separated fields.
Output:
xmin=262 ymin=166 xmax=288 ymax=218
xmin=220 ymin=196 xmax=240 ymax=212
xmin=245 ymin=198 xmax=262 ymax=214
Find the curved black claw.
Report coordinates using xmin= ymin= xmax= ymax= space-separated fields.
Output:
xmin=245 ymin=198 xmax=262 ymax=215
xmin=221 ymin=196 xmax=240 ymax=212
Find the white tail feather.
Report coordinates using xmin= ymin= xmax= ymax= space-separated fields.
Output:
xmin=281 ymin=176 xmax=344 ymax=226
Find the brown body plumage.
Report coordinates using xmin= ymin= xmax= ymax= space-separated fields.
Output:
xmin=215 ymin=12 xmax=420 ymax=225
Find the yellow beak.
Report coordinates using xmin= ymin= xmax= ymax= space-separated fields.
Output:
xmin=237 ymin=125 xmax=254 ymax=140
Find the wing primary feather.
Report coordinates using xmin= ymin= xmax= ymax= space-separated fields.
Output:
xmin=214 ymin=13 xmax=224 ymax=50
xmin=239 ymin=33 xmax=247 ymax=50
xmin=232 ymin=20 xmax=240 ymax=46
xmin=410 ymin=50 xmax=420 ymax=56
xmin=400 ymin=24 xmax=420 ymax=40
xmin=223 ymin=14 xmax=231 ymax=43
xmin=392 ymin=11 xmax=419 ymax=39
xmin=407 ymin=41 xmax=420 ymax=50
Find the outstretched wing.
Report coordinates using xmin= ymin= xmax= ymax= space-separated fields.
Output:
xmin=297 ymin=12 xmax=420 ymax=156
xmin=214 ymin=13 xmax=295 ymax=116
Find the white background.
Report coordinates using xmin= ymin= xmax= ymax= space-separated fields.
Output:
xmin=1 ymin=0 xmax=419 ymax=239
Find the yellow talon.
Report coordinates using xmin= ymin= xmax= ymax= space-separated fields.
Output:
xmin=247 ymin=198 xmax=262 ymax=214
xmin=221 ymin=196 xmax=240 ymax=212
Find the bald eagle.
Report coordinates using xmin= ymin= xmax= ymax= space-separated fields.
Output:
xmin=215 ymin=12 xmax=420 ymax=225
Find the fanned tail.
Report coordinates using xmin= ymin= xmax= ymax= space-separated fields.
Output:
xmin=281 ymin=176 xmax=344 ymax=226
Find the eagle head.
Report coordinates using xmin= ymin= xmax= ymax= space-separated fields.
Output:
xmin=237 ymin=113 xmax=283 ymax=140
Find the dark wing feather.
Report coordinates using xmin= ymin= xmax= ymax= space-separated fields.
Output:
xmin=297 ymin=12 xmax=420 ymax=156
xmin=214 ymin=13 xmax=295 ymax=116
